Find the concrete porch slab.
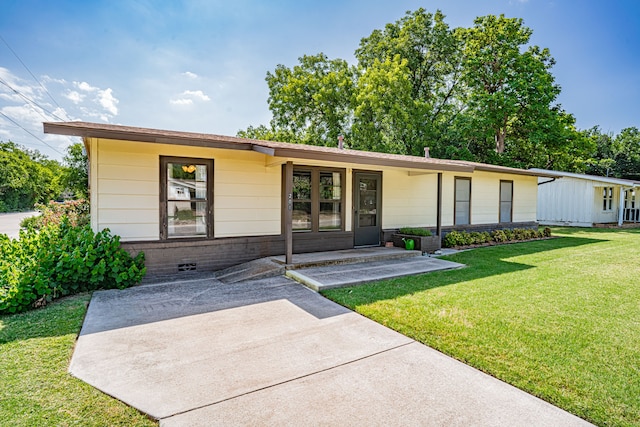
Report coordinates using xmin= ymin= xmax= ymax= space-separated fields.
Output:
xmin=287 ymin=256 xmax=464 ymax=291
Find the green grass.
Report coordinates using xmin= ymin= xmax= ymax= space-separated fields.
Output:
xmin=0 ymin=293 xmax=156 ymax=427
xmin=323 ymin=228 xmax=640 ymax=427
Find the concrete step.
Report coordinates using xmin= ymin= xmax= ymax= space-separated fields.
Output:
xmin=272 ymin=247 xmax=422 ymax=270
xmin=286 ymin=256 xmax=465 ymax=291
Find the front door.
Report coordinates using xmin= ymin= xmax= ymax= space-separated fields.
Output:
xmin=354 ymin=172 xmax=381 ymax=246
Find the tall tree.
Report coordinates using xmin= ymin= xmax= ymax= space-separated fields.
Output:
xmin=613 ymin=127 xmax=640 ymax=180
xmin=63 ymin=143 xmax=89 ymax=198
xmin=584 ymin=126 xmax=617 ymax=177
xmin=457 ymin=14 xmax=560 ymax=154
xmin=265 ymin=53 xmax=357 ymax=146
xmin=0 ymin=142 xmax=64 ymax=212
xmin=353 ymin=9 xmax=462 ymax=156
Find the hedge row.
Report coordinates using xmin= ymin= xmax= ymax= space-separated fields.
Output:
xmin=0 ymin=219 xmax=146 ymax=314
xmin=443 ymin=227 xmax=552 ymax=248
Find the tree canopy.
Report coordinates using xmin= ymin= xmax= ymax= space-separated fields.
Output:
xmin=0 ymin=142 xmax=88 ymax=212
xmin=241 ymin=8 xmax=616 ymax=174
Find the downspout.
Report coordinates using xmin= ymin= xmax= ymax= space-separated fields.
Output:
xmin=436 ymin=172 xmax=442 ymax=237
xmin=537 ymin=177 xmax=557 ymax=186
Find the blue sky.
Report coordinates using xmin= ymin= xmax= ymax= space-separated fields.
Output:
xmin=1 ymin=0 xmax=639 ymax=160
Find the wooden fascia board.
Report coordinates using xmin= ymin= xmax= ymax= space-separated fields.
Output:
xmin=252 ymin=145 xmax=276 ymax=156
xmin=270 ymin=148 xmax=473 ymax=173
xmin=43 ymin=123 xmax=254 ymax=151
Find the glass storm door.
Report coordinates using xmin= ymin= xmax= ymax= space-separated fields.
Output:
xmin=354 ymin=172 xmax=381 ymax=246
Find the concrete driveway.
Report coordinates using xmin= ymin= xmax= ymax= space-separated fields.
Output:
xmin=0 ymin=211 xmax=39 ymax=239
xmin=70 ymin=276 xmax=592 ymax=426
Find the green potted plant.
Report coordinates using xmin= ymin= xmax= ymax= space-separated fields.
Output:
xmin=392 ymin=227 xmax=441 ymax=253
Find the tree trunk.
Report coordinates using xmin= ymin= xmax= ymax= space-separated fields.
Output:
xmin=495 ymin=130 xmax=506 ymax=153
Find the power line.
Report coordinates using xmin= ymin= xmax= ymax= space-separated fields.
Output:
xmin=0 ymin=111 xmax=64 ymax=155
xmin=0 ymin=33 xmax=69 ymax=119
xmin=0 ymin=77 xmax=63 ymax=122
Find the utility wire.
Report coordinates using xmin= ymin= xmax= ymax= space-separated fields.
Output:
xmin=0 ymin=33 xmax=69 ymax=120
xmin=0 ymin=77 xmax=63 ymax=122
xmin=0 ymin=111 xmax=64 ymax=155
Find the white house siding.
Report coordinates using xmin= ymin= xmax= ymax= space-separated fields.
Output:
xmin=91 ymin=138 xmax=282 ymax=241
xmin=440 ymin=172 xmax=537 ymax=226
xmin=512 ymin=174 xmax=538 ymax=222
xmin=592 ymin=186 xmax=620 ymax=224
xmin=537 ymin=177 xmax=594 ymax=226
xmin=381 ymin=169 xmax=437 ymax=229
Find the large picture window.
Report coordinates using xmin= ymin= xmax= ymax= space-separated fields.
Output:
xmin=160 ymin=157 xmax=213 ymax=239
xmin=291 ymin=167 xmax=344 ymax=233
xmin=500 ymin=180 xmax=513 ymax=223
xmin=454 ymin=177 xmax=471 ymax=225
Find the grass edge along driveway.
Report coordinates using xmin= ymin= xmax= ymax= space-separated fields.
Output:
xmin=323 ymin=228 xmax=640 ymax=427
xmin=0 ymin=293 xmax=156 ymax=427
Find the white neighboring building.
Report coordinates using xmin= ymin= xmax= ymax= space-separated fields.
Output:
xmin=531 ymin=169 xmax=640 ymax=227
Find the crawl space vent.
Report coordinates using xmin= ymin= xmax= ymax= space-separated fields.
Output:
xmin=178 ymin=263 xmax=197 ymax=272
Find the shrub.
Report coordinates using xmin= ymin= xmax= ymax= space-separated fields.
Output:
xmin=491 ymin=229 xmax=508 ymax=242
xmin=443 ymin=227 xmax=551 ymax=248
xmin=398 ymin=227 xmax=432 ymax=237
xmin=20 ymin=199 xmax=90 ymax=230
xmin=443 ymin=231 xmax=465 ymax=248
xmin=0 ymin=219 xmax=145 ymax=314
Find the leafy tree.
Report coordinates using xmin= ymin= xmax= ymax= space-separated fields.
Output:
xmin=353 ymin=9 xmax=462 ymax=156
xmin=0 ymin=142 xmax=64 ymax=212
xmin=63 ymin=143 xmax=88 ymax=198
xmin=457 ymin=14 xmax=560 ymax=154
xmin=265 ymin=53 xmax=357 ymax=146
xmin=584 ymin=126 xmax=617 ymax=177
xmin=240 ymin=8 xmax=605 ymax=173
xmin=613 ymin=127 xmax=640 ymax=180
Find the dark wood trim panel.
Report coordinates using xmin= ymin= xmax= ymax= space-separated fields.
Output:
xmin=284 ymin=161 xmax=293 ymax=264
xmin=454 ymin=176 xmax=472 ymax=225
xmin=436 ymin=172 xmax=442 ymax=237
xmin=285 ymin=165 xmax=346 ymax=234
xmin=159 ymin=156 xmax=214 ymax=240
xmin=499 ymin=180 xmax=514 ymax=223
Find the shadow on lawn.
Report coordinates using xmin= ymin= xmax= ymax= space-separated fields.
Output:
xmin=0 ymin=294 xmax=89 ymax=344
xmin=322 ymin=235 xmax=607 ymax=305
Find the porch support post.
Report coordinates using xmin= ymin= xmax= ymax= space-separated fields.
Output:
xmin=618 ymin=187 xmax=626 ymax=226
xmin=436 ymin=172 xmax=442 ymax=237
xmin=284 ymin=161 xmax=293 ymax=264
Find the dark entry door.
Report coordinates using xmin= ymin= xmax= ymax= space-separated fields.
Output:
xmin=354 ymin=172 xmax=381 ymax=246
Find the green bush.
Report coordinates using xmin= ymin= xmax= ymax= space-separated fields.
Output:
xmin=491 ymin=229 xmax=508 ymax=242
xmin=398 ymin=227 xmax=432 ymax=237
xmin=443 ymin=228 xmax=551 ymax=248
xmin=0 ymin=219 xmax=145 ymax=314
xmin=20 ymin=199 xmax=90 ymax=231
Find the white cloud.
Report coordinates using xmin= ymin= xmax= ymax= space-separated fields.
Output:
xmin=97 ymin=88 xmax=119 ymax=115
xmin=182 ymin=90 xmax=210 ymax=101
xmin=65 ymin=90 xmax=84 ymax=104
xmin=170 ymin=98 xmax=193 ymax=106
xmin=169 ymin=89 xmax=210 ymax=106
xmin=182 ymin=71 xmax=198 ymax=79
xmin=75 ymin=81 xmax=98 ymax=92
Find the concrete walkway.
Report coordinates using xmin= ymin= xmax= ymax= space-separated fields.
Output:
xmin=70 ymin=277 xmax=592 ymax=426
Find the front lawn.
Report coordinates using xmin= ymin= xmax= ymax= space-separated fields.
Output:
xmin=0 ymin=293 xmax=156 ymax=427
xmin=323 ymin=228 xmax=640 ymax=427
